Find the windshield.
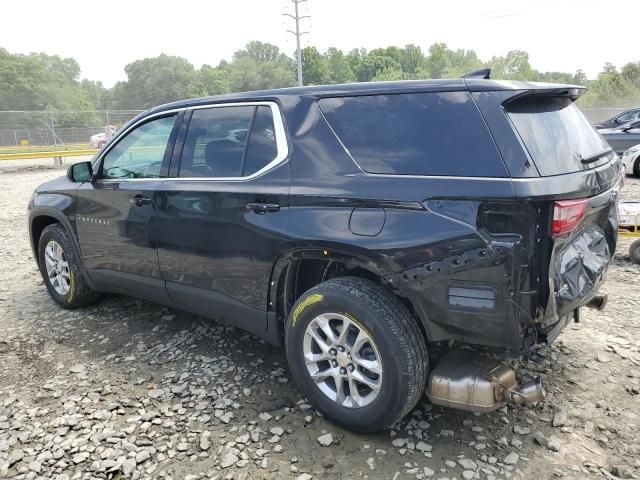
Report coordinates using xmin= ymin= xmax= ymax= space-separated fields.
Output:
xmin=506 ymin=96 xmax=612 ymax=176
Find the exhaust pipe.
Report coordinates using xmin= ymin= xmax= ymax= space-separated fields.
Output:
xmin=504 ymin=377 xmax=545 ymax=405
xmin=427 ymin=350 xmax=545 ymax=413
xmin=585 ymin=294 xmax=607 ymax=311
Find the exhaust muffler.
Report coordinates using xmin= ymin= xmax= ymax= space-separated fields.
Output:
xmin=426 ymin=350 xmax=545 ymax=413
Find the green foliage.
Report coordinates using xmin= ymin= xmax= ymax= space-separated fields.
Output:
xmin=233 ymin=41 xmax=283 ymax=63
xmin=0 ymin=48 xmax=90 ymax=111
xmin=325 ymin=48 xmax=356 ymax=84
xmin=1 ymin=42 xmax=639 ymax=113
xmin=372 ymin=67 xmax=405 ymax=82
xmin=301 ymin=47 xmax=330 ymax=85
xmin=352 ymin=54 xmax=402 ymax=82
xmin=186 ymin=65 xmax=230 ymax=98
xmin=489 ymin=50 xmax=535 ymax=80
xmin=579 ymin=69 xmax=640 ymax=108
xmin=621 ymin=62 xmax=640 ymax=88
xmin=445 ymin=49 xmax=483 ymax=78
xmin=114 ymin=54 xmax=195 ymax=109
xmin=423 ymin=43 xmax=450 ymax=79
xmin=225 ymin=42 xmax=295 ymax=92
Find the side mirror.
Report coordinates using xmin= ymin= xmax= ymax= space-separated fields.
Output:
xmin=67 ymin=161 xmax=93 ymax=182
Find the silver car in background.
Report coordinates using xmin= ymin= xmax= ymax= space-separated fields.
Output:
xmin=600 ymin=120 xmax=640 ymax=155
xmin=622 ymin=144 xmax=640 ymax=176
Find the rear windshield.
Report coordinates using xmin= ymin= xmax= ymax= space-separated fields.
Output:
xmin=318 ymin=92 xmax=507 ymax=177
xmin=505 ymin=96 xmax=611 ymax=176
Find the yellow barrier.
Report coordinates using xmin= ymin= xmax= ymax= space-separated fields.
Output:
xmin=0 ymin=149 xmax=98 ymax=161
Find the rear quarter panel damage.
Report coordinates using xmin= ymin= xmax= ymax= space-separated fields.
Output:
xmin=386 ymin=200 xmax=538 ymax=353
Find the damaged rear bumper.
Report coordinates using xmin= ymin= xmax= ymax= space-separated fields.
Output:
xmin=387 ymin=185 xmax=619 ymax=358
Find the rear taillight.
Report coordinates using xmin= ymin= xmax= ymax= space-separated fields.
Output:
xmin=552 ymin=199 xmax=588 ymax=237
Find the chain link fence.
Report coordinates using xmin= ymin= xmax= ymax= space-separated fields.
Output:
xmin=0 ymin=111 xmax=143 ymax=150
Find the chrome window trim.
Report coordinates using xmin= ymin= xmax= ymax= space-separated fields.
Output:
xmin=95 ymin=101 xmax=289 ymax=183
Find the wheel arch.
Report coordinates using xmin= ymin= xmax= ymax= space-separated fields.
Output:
xmin=29 ymin=208 xmax=83 ymax=269
xmin=269 ymin=248 xmax=429 ymax=342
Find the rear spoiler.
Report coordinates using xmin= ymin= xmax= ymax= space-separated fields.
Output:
xmin=502 ymin=86 xmax=587 ymax=105
xmin=465 ymin=78 xmax=587 ymax=102
xmin=502 ymin=86 xmax=586 ymax=104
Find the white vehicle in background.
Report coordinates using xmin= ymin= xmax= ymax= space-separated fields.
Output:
xmin=89 ymin=125 xmax=117 ymax=149
xmin=622 ymin=144 xmax=640 ymax=177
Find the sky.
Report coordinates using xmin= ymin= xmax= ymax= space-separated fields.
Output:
xmin=1 ymin=0 xmax=639 ymax=87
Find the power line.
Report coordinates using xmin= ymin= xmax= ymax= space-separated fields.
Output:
xmin=283 ymin=0 xmax=310 ymax=86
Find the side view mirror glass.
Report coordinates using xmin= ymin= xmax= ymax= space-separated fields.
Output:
xmin=67 ymin=161 xmax=93 ymax=182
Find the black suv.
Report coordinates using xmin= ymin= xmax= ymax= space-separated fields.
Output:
xmin=28 ymin=78 xmax=621 ymax=432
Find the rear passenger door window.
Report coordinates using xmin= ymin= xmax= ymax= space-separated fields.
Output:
xmin=179 ymin=105 xmax=279 ymax=178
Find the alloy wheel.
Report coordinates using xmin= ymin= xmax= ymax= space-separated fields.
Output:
xmin=303 ymin=313 xmax=382 ymax=408
xmin=44 ymin=240 xmax=71 ymax=296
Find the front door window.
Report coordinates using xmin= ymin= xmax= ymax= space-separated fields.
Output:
xmin=101 ymin=115 xmax=176 ymax=179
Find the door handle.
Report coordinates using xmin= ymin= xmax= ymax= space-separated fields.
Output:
xmin=129 ymin=195 xmax=152 ymax=206
xmin=246 ymin=202 xmax=280 ymax=213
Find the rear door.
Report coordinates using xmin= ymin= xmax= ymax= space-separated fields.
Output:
xmin=76 ymin=113 xmax=180 ymax=301
xmin=154 ymin=102 xmax=290 ymax=334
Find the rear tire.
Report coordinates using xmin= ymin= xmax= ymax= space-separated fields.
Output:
xmin=38 ymin=224 xmax=100 ymax=309
xmin=630 ymin=239 xmax=640 ymax=265
xmin=285 ymin=277 xmax=428 ymax=432
xmin=634 ymin=158 xmax=640 ymax=177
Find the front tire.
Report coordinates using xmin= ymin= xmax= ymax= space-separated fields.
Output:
xmin=38 ymin=224 xmax=100 ymax=309
xmin=285 ymin=277 xmax=428 ymax=432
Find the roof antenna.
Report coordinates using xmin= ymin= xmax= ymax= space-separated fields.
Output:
xmin=461 ymin=68 xmax=491 ymax=80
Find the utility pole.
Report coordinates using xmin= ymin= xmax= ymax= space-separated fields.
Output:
xmin=283 ymin=0 xmax=310 ymax=86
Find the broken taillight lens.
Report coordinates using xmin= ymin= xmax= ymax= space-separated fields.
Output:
xmin=552 ymin=199 xmax=588 ymax=237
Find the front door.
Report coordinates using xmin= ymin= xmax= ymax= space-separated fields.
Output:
xmin=76 ymin=113 xmax=180 ymax=300
xmin=154 ymin=103 xmax=290 ymax=334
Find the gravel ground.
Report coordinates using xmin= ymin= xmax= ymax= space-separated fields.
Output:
xmin=1 ymin=162 xmax=639 ymax=480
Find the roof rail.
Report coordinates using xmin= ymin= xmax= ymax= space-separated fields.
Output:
xmin=462 ymin=68 xmax=491 ymax=80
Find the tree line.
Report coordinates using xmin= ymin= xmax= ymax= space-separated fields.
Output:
xmin=1 ymin=41 xmax=640 ymax=114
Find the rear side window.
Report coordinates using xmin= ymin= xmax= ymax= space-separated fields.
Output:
xmin=318 ymin=92 xmax=506 ymax=177
xmin=506 ymin=96 xmax=611 ymax=176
